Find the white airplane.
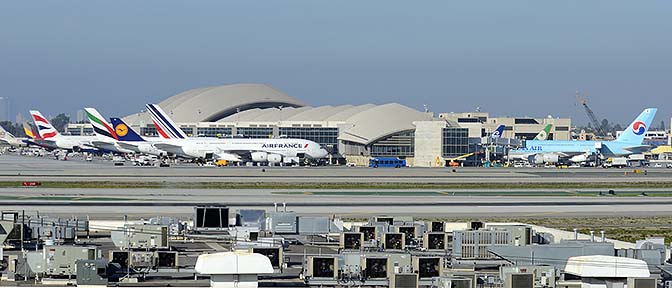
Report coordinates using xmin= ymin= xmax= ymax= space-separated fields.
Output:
xmin=141 ymin=103 xmax=329 ymax=164
xmin=0 ymin=124 xmax=27 ymax=147
xmin=29 ymin=110 xmax=100 ymax=153
xmin=84 ymin=108 xmax=139 ymax=154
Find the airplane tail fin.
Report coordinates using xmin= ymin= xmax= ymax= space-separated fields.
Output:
xmin=29 ymin=110 xmax=60 ymax=139
xmin=145 ymin=104 xmax=189 ymax=139
xmin=615 ymin=108 xmax=657 ymax=144
xmin=490 ymin=124 xmax=505 ymax=138
xmin=23 ymin=122 xmax=39 ymax=139
xmin=533 ymin=124 xmax=553 ymax=140
xmin=84 ymin=108 xmax=118 ymax=140
xmin=110 ymin=118 xmax=145 ymax=142
xmin=0 ymin=123 xmax=15 ymax=139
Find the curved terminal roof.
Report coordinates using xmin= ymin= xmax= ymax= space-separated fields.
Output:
xmin=124 ymin=83 xmax=452 ymax=145
xmin=123 ymin=83 xmax=306 ymax=124
xmin=220 ymin=102 xmax=445 ymax=145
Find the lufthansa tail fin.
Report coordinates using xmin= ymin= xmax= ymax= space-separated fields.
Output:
xmin=145 ymin=104 xmax=189 ymax=139
xmin=110 ymin=118 xmax=145 ymax=142
xmin=84 ymin=108 xmax=118 ymax=140
xmin=29 ymin=110 xmax=60 ymax=139
xmin=615 ymin=108 xmax=657 ymax=144
xmin=490 ymin=125 xmax=505 ymax=138
xmin=533 ymin=124 xmax=553 ymax=140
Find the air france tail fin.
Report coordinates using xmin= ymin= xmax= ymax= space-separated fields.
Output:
xmin=145 ymin=104 xmax=188 ymax=139
xmin=615 ymin=108 xmax=657 ymax=144
xmin=490 ymin=125 xmax=505 ymax=138
xmin=29 ymin=110 xmax=60 ymax=139
xmin=84 ymin=108 xmax=118 ymax=140
xmin=533 ymin=124 xmax=553 ymax=140
xmin=110 ymin=118 xmax=145 ymax=142
xmin=23 ymin=122 xmax=39 ymax=139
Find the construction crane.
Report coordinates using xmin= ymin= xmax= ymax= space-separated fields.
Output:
xmin=575 ymin=91 xmax=605 ymax=136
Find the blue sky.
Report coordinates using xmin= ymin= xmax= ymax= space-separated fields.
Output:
xmin=1 ymin=1 xmax=670 ymax=125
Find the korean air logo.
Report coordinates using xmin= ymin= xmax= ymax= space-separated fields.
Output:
xmin=632 ymin=121 xmax=646 ymax=135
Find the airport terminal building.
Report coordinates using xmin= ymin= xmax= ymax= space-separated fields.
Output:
xmin=66 ymin=83 xmax=571 ymax=167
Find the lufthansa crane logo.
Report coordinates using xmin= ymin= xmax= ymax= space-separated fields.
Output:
xmin=115 ymin=123 xmax=128 ymax=137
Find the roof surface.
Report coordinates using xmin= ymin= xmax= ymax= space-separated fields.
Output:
xmin=123 ymin=83 xmax=306 ymax=124
xmin=564 ymin=255 xmax=650 ymax=278
xmin=123 ymin=83 xmax=448 ymax=145
xmin=195 ymin=251 xmax=274 ymax=275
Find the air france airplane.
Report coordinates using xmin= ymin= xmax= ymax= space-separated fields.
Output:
xmin=508 ymin=108 xmax=657 ymax=164
xmin=143 ymin=103 xmax=329 ymax=164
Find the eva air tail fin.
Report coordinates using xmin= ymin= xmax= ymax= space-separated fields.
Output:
xmin=533 ymin=124 xmax=553 ymax=140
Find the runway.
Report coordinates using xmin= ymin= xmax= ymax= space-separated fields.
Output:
xmin=3 ymin=187 xmax=672 ymax=219
xmin=1 ymin=154 xmax=670 ymax=183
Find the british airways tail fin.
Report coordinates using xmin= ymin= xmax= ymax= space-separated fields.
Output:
xmin=615 ymin=108 xmax=657 ymax=144
xmin=110 ymin=118 xmax=145 ymax=142
xmin=29 ymin=110 xmax=60 ymax=139
xmin=145 ymin=104 xmax=189 ymax=139
xmin=533 ymin=124 xmax=553 ymax=140
xmin=85 ymin=108 xmax=118 ymax=140
xmin=490 ymin=124 xmax=505 ymax=138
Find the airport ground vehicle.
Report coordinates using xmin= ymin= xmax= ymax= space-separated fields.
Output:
xmin=602 ymin=157 xmax=628 ymax=168
xmin=369 ymin=157 xmax=406 ymax=168
xmin=215 ymin=159 xmax=228 ymax=167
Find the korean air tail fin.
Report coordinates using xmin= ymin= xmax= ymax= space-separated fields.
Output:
xmin=145 ymin=104 xmax=189 ymax=139
xmin=29 ymin=110 xmax=60 ymax=139
xmin=110 ymin=118 xmax=145 ymax=142
xmin=615 ymin=108 xmax=657 ymax=144
xmin=533 ymin=124 xmax=553 ymax=140
xmin=85 ymin=108 xmax=118 ymax=140
xmin=490 ymin=124 xmax=505 ymax=138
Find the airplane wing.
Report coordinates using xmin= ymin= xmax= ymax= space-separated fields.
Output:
xmin=621 ymin=145 xmax=651 ymax=153
xmin=215 ymin=152 xmax=242 ymax=162
xmin=117 ymin=142 xmax=140 ymax=150
xmin=153 ymin=143 xmax=184 ymax=154
xmin=90 ymin=141 xmax=119 ymax=151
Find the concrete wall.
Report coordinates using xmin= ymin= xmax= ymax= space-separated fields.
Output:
xmin=413 ymin=121 xmax=447 ymax=167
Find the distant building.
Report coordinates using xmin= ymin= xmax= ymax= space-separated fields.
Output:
xmin=76 ymin=110 xmax=85 ymax=123
xmin=0 ymin=97 xmax=9 ymax=122
xmin=438 ymin=112 xmax=572 ymax=141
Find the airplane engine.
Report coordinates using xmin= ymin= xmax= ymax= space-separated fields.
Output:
xmin=251 ymin=151 xmax=268 ymax=162
xmin=570 ymin=154 xmax=588 ymax=163
xmin=267 ymin=154 xmax=282 ymax=163
xmin=532 ymin=154 xmax=559 ymax=164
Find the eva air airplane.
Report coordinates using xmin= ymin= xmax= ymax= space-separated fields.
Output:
xmin=508 ymin=108 xmax=657 ymax=164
